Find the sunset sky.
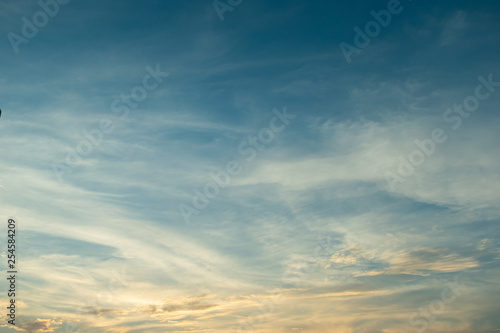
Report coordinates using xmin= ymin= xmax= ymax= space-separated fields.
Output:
xmin=1 ymin=0 xmax=500 ymax=332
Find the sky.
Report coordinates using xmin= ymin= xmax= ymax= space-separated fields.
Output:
xmin=1 ymin=0 xmax=500 ymax=332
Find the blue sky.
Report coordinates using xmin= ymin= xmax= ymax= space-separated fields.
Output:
xmin=1 ymin=0 xmax=500 ymax=332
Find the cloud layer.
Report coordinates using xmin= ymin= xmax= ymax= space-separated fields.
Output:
xmin=1 ymin=0 xmax=500 ymax=332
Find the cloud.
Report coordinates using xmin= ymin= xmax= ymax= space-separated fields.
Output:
xmin=160 ymin=295 xmax=220 ymax=313
xmin=388 ymin=248 xmax=479 ymax=275
xmin=17 ymin=319 xmax=60 ymax=332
